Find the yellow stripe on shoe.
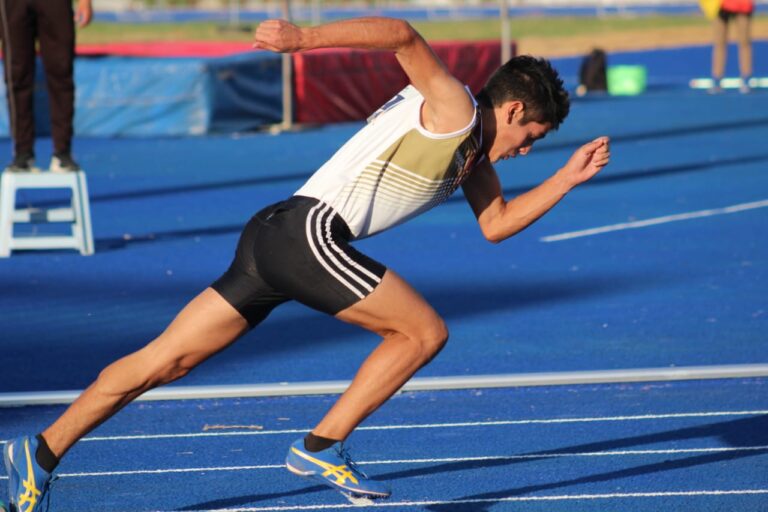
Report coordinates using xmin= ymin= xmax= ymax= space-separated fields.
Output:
xmin=18 ymin=439 xmax=42 ymax=511
xmin=290 ymin=446 xmax=359 ymax=485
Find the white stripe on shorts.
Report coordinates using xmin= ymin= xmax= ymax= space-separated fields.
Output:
xmin=322 ymin=206 xmax=382 ymax=286
xmin=315 ymin=203 xmax=381 ymax=292
xmin=305 ymin=203 xmax=366 ymax=300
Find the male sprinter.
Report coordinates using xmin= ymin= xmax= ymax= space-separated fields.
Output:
xmin=3 ymin=17 xmax=610 ymax=509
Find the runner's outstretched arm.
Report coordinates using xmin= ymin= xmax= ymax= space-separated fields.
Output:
xmin=463 ymin=136 xmax=611 ymax=243
xmin=253 ymin=17 xmax=474 ymax=133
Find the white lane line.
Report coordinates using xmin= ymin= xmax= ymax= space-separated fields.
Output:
xmin=541 ymin=198 xmax=768 ymax=242
xmin=3 ymin=445 xmax=767 ymax=481
xmin=3 ymin=410 xmax=766 ymax=446
xmin=61 ymin=409 xmax=768 ymax=443
xmin=0 ymin=464 xmax=283 ymax=480
xmin=153 ymin=489 xmax=768 ymax=511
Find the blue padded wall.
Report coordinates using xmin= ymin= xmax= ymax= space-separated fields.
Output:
xmin=0 ymin=51 xmax=282 ymax=137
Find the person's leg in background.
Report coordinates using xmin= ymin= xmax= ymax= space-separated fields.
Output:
xmin=711 ymin=11 xmax=730 ymax=93
xmin=0 ymin=0 xmax=38 ymax=170
xmin=734 ymin=12 xmax=753 ymax=93
xmin=35 ymin=0 xmax=79 ymax=171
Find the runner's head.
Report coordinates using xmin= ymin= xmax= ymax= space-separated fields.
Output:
xmin=477 ymin=55 xmax=570 ymax=129
xmin=477 ymin=56 xmax=570 ymax=163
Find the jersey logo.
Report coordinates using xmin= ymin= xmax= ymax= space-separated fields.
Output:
xmin=367 ymin=93 xmax=406 ymax=123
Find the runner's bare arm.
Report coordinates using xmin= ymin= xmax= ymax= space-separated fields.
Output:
xmin=462 ymin=137 xmax=611 ymax=243
xmin=253 ymin=17 xmax=474 ymax=133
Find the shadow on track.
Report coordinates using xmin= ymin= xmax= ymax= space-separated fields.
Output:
xmin=174 ymin=415 xmax=768 ymax=510
xmin=2 ymin=269 xmax=668 ymax=391
xmin=175 ymin=483 xmax=332 ymax=511
xmin=417 ymin=414 xmax=768 ymax=511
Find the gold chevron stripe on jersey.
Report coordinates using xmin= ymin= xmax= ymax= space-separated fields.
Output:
xmin=340 ymin=171 xmax=453 ymax=206
xmin=376 ymin=127 xmax=474 ymax=183
xmin=294 ymin=84 xmax=483 ymax=239
xmin=339 ymin=128 xmax=478 ymax=210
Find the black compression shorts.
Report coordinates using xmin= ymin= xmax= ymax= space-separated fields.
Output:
xmin=211 ymin=196 xmax=387 ymax=327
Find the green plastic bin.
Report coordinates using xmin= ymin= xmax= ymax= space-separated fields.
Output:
xmin=607 ymin=65 xmax=647 ymax=96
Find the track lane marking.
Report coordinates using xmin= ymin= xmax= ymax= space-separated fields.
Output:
xmin=152 ymin=489 xmax=768 ymax=511
xmin=61 ymin=409 xmax=768 ymax=442
xmin=541 ymin=198 xmax=768 ymax=242
xmin=4 ymin=410 xmax=766 ymax=445
xmin=2 ymin=445 xmax=766 ymax=480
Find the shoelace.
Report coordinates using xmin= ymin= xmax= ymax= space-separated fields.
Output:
xmin=337 ymin=445 xmax=369 ymax=479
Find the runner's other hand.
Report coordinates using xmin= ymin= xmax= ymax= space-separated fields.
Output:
xmin=253 ymin=19 xmax=304 ymax=53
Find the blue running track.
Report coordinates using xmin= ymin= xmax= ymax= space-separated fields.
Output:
xmin=1 ymin=379 xmax=767 ymax=510
xmin=1 ymin=79 xmax=767 ymax=509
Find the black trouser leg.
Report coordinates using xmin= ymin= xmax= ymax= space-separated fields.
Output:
xmin=0 ymin=0 xmax=37 ymax=157
xmin=35 ymin=0 xmax=75 ymax=156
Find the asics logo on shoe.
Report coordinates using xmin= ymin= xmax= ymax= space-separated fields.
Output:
xmin=321 ymin=464 xmax=357 ymax=486
xmin=18 ymin=440 xmax=42 ymax=511
xmin=290 ymin=447 xmax=359 ymax=485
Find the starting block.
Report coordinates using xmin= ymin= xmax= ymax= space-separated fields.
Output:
xmin=0 ymin=169 xmax=94 ymax=257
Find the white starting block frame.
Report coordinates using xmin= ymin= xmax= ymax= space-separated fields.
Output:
xmin=0 ymin=169 xmax=94 ymax=257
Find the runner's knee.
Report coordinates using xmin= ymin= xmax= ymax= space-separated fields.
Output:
xmin=95 ymin=346 xmax=194 ymax=397
xmin=147 ymin=352 xmax=196 ymax=387
xmin=411 ymin=317 xmax=449 ymax=365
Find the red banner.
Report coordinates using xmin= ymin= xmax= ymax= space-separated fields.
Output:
xmin=293 ymin=40 xmax=514 ymax=124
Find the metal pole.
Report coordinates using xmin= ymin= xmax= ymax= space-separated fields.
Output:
xmin=280 ymin=0 xmax=294 ymax=131
xmin=228 ymin=0 xmax=237 ymax=27
xmin=311 ymin=0 xmax=321 ymax=26
xmin=500 ymin=0 xmax=511 ymax=64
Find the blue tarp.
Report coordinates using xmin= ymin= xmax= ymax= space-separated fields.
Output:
xmin=75 ymin=57 xmax=210 ymax=136
xmin=206 ymin=51 xmax=284 ymax=133
xmin=0 ymin=51 xmax=282 ymax=137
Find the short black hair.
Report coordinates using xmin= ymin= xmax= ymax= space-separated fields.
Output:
xmin=476 ymin=55 xmax=570 ymax=130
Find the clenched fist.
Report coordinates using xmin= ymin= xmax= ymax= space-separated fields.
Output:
xmin=253 ymin=19 xmax=305 ymax=53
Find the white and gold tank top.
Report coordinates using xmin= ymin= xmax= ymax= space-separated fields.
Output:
xmin=295 ymin=85 xmax=484 ymax=239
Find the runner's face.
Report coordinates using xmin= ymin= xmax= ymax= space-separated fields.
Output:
xmin=489 ymin=103 xmax=551 ymax=163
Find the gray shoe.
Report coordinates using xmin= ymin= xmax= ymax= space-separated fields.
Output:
xmin=707 ymin=84 xmax=723 ymax=95
xmin=5 ymin=152 xmax=34 ymax=172
xmin=50 ymin=153 xmax=81 ymax=173
xmin=739 ymin=79 xmax=751 ymax=94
